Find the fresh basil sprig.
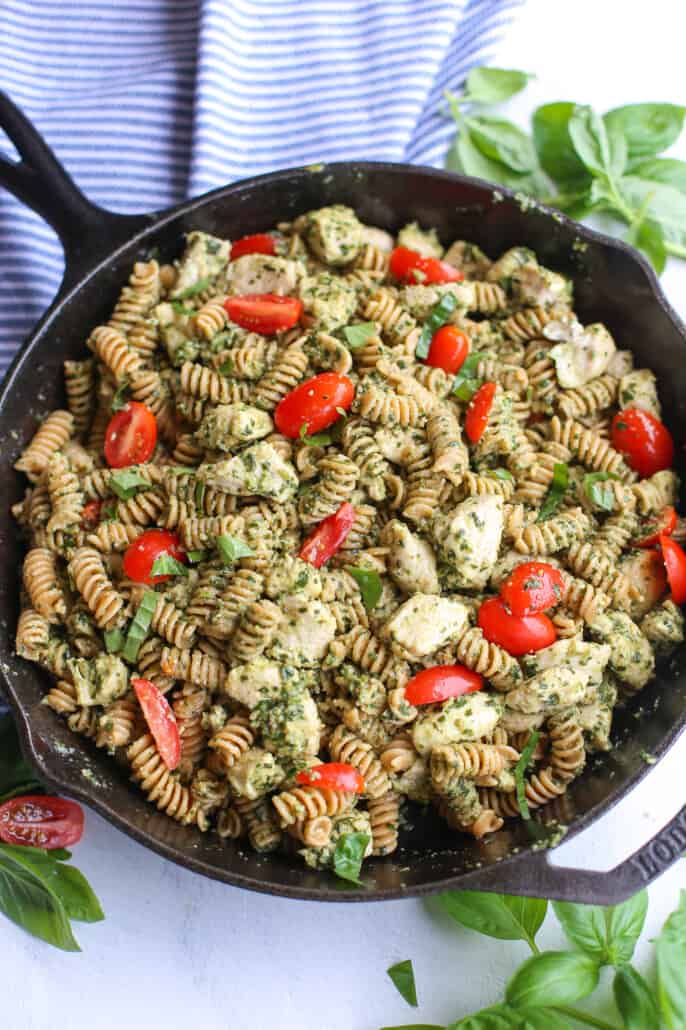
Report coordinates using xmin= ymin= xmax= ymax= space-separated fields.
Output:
xmin=415 ymin=294 xmax=457 ymax=360
xmin=333 ymin=832 xmax=369 ymax=886
xmin=387 ymin=959 xmax=418 ymax=1008
xmin=346 ymin=566 xmax=383 ymax=611
xmin=537 ymin=463 xmax=568 ymax=522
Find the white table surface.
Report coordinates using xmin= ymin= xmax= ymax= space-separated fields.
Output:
xmin=4 ymin=3 xmax=686 ymax=1027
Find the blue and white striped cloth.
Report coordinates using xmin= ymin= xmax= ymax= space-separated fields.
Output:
xmin=0 ymin=0 xmax=522 ymax=374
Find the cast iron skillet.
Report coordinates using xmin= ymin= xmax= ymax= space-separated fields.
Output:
xmin=0 ymin=93 xmax=684 ymax=904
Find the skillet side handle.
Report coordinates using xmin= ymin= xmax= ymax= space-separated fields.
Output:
xmin=0 ymin=91 xmax=153 ymax=295
xmin=470 ymin=804 xmax=686 ymax=905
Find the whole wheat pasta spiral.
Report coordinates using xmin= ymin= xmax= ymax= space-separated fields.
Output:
xmin=454 ymin=627 xmax=521 ymax=690
xmin=179 ymin=513 xmax=245 ymax=551
xmin=223 ymin=336 xmax=279 ymax=380
xmin=88 ymin=325 xmax=143 ymax=382
xmin=430 ymin=743 xmax=519 ymax=791
xmin=426 ymin=409 xmax=468 ymax=485
xmin=43 ymin=679 xmax=79 ymax=716
xmin=160 ymin=646 xmax=227 ymax=690
xmin=64 ymin=359 xmax=95 ymax=437
xmin=501 ymin=306 xmax=556 ymax=342
xmin=172 ymin=685 xmax=209 ymax=777
xmin=565 ymin=542 xmax=641 ymax=610
xmin=328 ymin=627 xmax=409 ymax=688
xmin=235 ymin=797 xmax=282 ymax=853
xmin=548 ymin=416 xmax=634 ymax=480
xmin=556 ymin=374 xmax=619 ymax=419
xmin=632 ymin=470 xmax=678 ymax=515
xmin=23 ymin=548 xmax=67 ymax=622
xmin=523 ymin=339 xmax=557 ymax=409
xmin=228 ymin=599 xmax=282 ymax=664
xmin=202 ymin=568 xmax=264 ymax=640
xmin=329 ymin=725 xmax=391 ymax=798
xmin=470 ymin=280 xmax=509 ymax=314
xmin=137 ymin=636 xmax=176 ymax=694
xmin=209 ymin=714 xmax=255 ymax=771
xmin=97 ymin=696 xmax=141 ymax=750
xmin=341 ymin=417 xmax=390 ymax=500
xmin=127 ymin=734 xmax=197 ymax=823
xmin=15 ymin=608 xmax=51 ymax=660
xmin=150 ymin=597 xmax=197 ymax=649
xmin=252 ymin=342 xmax=309 ymax=410
xmin=179 ymin=360 xmax=244 ymax=405
xmin=355 ymin=385 xmax=422 ymax=427
xmin=272 ymin=785 xmax=355 ymax=827
xmin=15 ymin=410 xmax=74 ymax=482
xmin=363 ymin=288 xmax=417 ymax=348
xmin=548 ymin=710 xmax=586 ymax=783
xmin=367 ymin=791 xmax=400 ymax=855
xmin=298 ymin=453 xmax=359 ymax=526
xmin=108 ymin=260 xmax=160 ymax=337
xmin=380 ymin=732 xmax=416 ymax=774
xmin=515 ymin=507 xmax=590 ymax=555
xmin=46 ymin=453 xmax=84 ymax=534
xmin=68 ymin=547 xmax=125 ymax=629
xmin=87 ymin=521 xmax=140 ymax=553
xmin=193 ymin=295 xmax=230 ymax=340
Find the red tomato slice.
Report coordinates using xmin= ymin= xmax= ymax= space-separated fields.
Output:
xmin=299 ymin=502 xmax=356 ymax=568
xmin=424 ymin=325 xmax=470 ymax=374
xmin=465 ymin=381 xmax=497 ymax=444
xmin=81 ymin=499 xmax=103 ymax=530
xmin=296 ymin=762 xmax=365 ymax=793
xmin=500 ymin=561 xmax=565 ymax=617
xmin=659 ymin=535 xmax=686 ymax=604
xmin=104 ymin=401 xmax=157 ymax=468
xmin=611 ymin=408 xmax=674 ymax=478
xmin=274 ymin=372 xmax=355 ymax=439
xmin=224 ymin=294 xmax=302 ymax=334
xmin=404 ymin=665 xmax=484 ymax=706
xmin=633 ymin=506 xmax=677 ymax=548
xmin=478 ymin=597 xmax=556 ymax=656
xmin=0 ymin=795 xmax=84 ymax=849
xmin=230 ymin=233 xmax=276 ymax=261
xmin=132 ymin=678 xmax=181 ymax=770
xmin=389 ymin=246 xmax=464 ymax=285
xmin=123 ymin=529 xmax=186 ymax=586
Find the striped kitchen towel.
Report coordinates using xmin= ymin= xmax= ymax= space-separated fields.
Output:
xmin=0 ymin=0 xmax=523 ymax=379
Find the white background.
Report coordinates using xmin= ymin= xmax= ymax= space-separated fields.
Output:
xmin=4 ymin=2 xmax=686 ymax=1027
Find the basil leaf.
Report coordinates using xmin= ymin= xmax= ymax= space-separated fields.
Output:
xmin=448 ymin=1004 xmax=522 ymax=1029
xmin=170 ymin=300 xmax=195 ymax=315
xmin=342 ymin=322 xmax=376 ymax=350
xmin=537 ymin=463 xmax=568 ymax=522
xmin=332 ymin=832 xmax=369 ymax=885
xmin=506 ymin=951 xmax=599 ymax=1009
xmin=569 ymin=104 xmax=627 ymax=181
xmin=656 ymin=889 xmax=686 ymax=1028
xmin=194 ymin=480 xmax=206 ymax=510
xmin=165 ymin=466 xmax=195 ymax=477
xmin=551 ymin=901 xmax=608 ymax=963
xmin=0 ymin=844 xmax=80 ymax=951
xmin=299 ymin=423 xmax=332 ymax=447
xmin=619 ymin=176 xmax=686 ymax=252
xmin=387 ymin=959 xmax=418 ymax=1007
xmin=490 ymin=468 xmax=513 ymax=482
xmin=553 ymin=890 xmax=648 ymax=968
xmin=108 ymin=469 xmax=151 ymax=500
xmin=122 ymin=590 xmax=158 ymax=663
xmin=102 ymin=502 xmax=117 ymax=521
xmin=103 ymin=628 xmax=125 ymax=654
xmin=110 ymin=379 xmax=130 ymax=413
xmin=380 ymin=1026 xmax=443 ymax=1030
xmin=346 ymin=567 xmax=383 ymax=611
xmin=513 ymin=1008 xmax=570 ymax=1030
xmin=16 ymin=849 xmax=104 ymax=924
xmin=438 ymin=891 xmax=547 ymax=947
xmin=218 ymin=356 xmax=234 ymax=376
xmin=0 ymin=714 xmax=41 ymax=799
xmin=450 ymin=129 xmax=549 ymax=198
xmin=416 ymin=293 xmax=458 ymax=360
xmin=604 ymin=103 xmax=686 ymax=160
xmin=583 ymin=471 xmax=619 ymax=511
xmin=150 ymin=554 xmax=189 ymax=579
xmin=464 ymin=67 xmax=533 ymax=105
xmin=466 ymin=115 xmax=539 ymax=175
xmin=514 ymin=730 xmax=540 ymax=820
xmin=175 ymin=276 xmax=212 ymax=300
xmin=452 ymin=351 xmax=489 ymax=402
xmin=532 ymin=102 xmax=591 ymax=187
xmin=626 ymin=218 xmax=667 ymax=275
xmin=187 ymin=549 xmax=209 ymax=563
xmin=613 ymin=965 xmax=660 ymax=1030
xmin=629 ymin=157 xmax=686 ymax=192
xmin=605 ymin=889 xmax=649 ymax=966
xmin=216 ymin=533 xmax=254 ymax=564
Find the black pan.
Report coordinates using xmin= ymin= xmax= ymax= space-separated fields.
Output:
xmin=0 ymin=93 xmax=684 ymax=905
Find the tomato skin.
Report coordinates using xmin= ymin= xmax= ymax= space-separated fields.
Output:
xmin=389 ymin=246 xmax=464 ymax=285
xmin=478 ymin=597 xmax=557 ymax=656
xmin=0 ymin=795 xmax=84 ymax=849
xmin=500 ymin=561 xmax=565 ymax=617
xmin=132 ymin=678 xmax=181 ymax=771
xmin=81 ymin=499 xmax=103 ymax=530
xmin=465 ymin=381 xmax=497 ymax=443
xmin=123 ymin=529 xmax=186 ymax=586
xmin=104 ymin=401 xmax=157 ymax=468
xmin=611 ymin=408 xmax=674 ymax=478
xmin=296 ymin=763 xmax=365 ymax=793
xmin=230 ymin=233 xmax=276 ymax=261
xmin=424 ymin=326 xmax=470 ymax=374
xmin=224 ymin=293 xmax=302 ymax=334
xmin=299 ymin=502 xmax=356 ymax=568
xmin=633 ymin=506 xmax=677 ymax=548
xmin=659 ymin=535 xmax=686 ymax=604
xmin=404 ymin=665 xmax=484 ymax=706
xmin=274 ymin=372 xmax=355 ymax=438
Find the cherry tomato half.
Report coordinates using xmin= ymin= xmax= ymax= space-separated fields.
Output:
xmin=424 ymin=325 xmax=470 ymax=374
xmin=132 ymin=678 xmax=181 ymax=771
xmin=404 ymin=664 xmax=484 ymax=706
xmin=104 ymin=401 xmax=157 ymax=468
xmin=465 ymin=381 xmax=497 ymax=444
xmin=389 ymin=246 xmax=464 ymax=285
xmin=659 ymin=534 xmax=686 ymax=605
xmin=274 ymin=372 xmax=355 ymax=439
xmin=611 ymin=408 xmax=674 ymax=478
xmin=500 ymin=561 xmax=565 ymax=617
xmin=299 ymin=502 xmax=356 ymax=568
xmin=224 ymin=294 xmax=302 ymax=334
xmin=230 ymin=233 xmax=276 ymax=261
xmin=478 ymin=597 xmax=557 ymax=656
xmin=633 ymin=506 xmax=677 ymax=548
xmin=0 ymin=795 xmax=84 ymax=849
xmin=296 ymin=762 xmax=365 ymax=793
xmin=81 ymin=499 xmax=103 ymax=530
xmin=123 ymin=529 xmax=186 ymax=586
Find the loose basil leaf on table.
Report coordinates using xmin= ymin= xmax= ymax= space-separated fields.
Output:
xmin=448 ymin=1005 xmax=522 ymax=1029
xmin=629 ymin=157 xmax=686 ymax=192
xmin=613 ymin=965 xmax=661 ymax=1030
xmin=568 ymin=104 xmax=627 ymax=182
xmin=553 ymin=890 xmax=648 ymax=967
xmin=465 ymin=115 xmax=540 ymax=175
xmin=619 ymin=177 xmax=686 ymax=257
xmin=437 ymin=891 xmax=547 ymax=946
xmin=505 ymin=950 xmax=600 ymax=1009
xmin=387 ymin=959 xmax=418 ymax=1007
xmin=627 ymin=218 xmax=667 ymax=275
xmin=532 ymin=102 xmax=591 ymax=189
xmin=656 ymin=889 xmax=686 ymax=1029
xmin=604 ymin=103 xmax=686 ymax=160
xmin=463 ymin=66 xmax=533 ymax=105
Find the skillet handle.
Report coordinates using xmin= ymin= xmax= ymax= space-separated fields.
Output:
xmin=0 ymin=91 xmax=153 ymax=295
xmin=472 ymin=803 xmax=686 ymax=905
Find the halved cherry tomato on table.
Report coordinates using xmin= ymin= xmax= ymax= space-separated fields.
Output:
xmin=424 ymin=325 xmax=470 ymax=374
xmin=478 ymin=597 xmax=556 ymax=656
xmin=633 ymin=505 xmax=677 ymax=548
xmin=230 ymin=233 xmax=276 ymax=261
xmin=0 ymin=795 xmax=84 ymax=849
xmin=296 ymin=762 xmax=365 ymax=793
xmin=465 ymin=381 xmax=497 ymax=444
xmin=299 ymin=502 xmax=356 ymax=568
xmin=500 ymin=561 xmax=565 ymax=617
xmin=81 ymin=499 xmax=103 ymax=530
xmin=274 ymin=371 xmax=355 ymax=439
xmin=611 ymin=408 xmax=674 ymax=478
xmin=132 ymin=678 xmax=181 ymax=771
xmin=404 ymin=664 xmax=484 ymax=706
xmin=123 ymin=529 xmax=186 ymax=586
xmin=389 ymin=246 xmax=464 ymax=285
xmin=224 ymin=293 xmax=302 ymax=334
xmin=104 ymin=401 xmax=157 ymax=468
xmin=659 ymin=534 xmax=686 ymax=604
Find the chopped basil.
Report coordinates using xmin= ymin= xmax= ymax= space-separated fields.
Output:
xmin=122 ymin=591 xmax=158 ymax=663
xmin=108 ymin=469 xmax=151 ymax=501
xmin=175 ymin=276 xmax=212 ymax=300
xmin=187 ymin=549 xmax=209 ymax=563
xmin=150 ymin=554 xmax=188 ymax=578
xmin=537 ymin=462 xmax=569 ymax=522
xmin=299 ymin=423 xmax=332 ymax=447
xmin=218 ymin=356 xmax=234 ymax=376
xmin=165 ymin=466 xmax=195 ymax=477
xmin=490 ymin=468 xmax=514 ymax=481
xmin=584 ymin=471 xmax=619 ymax=511
xmin=452 ymin=350 xmax=489 ymax=402
xmin=346 ymin=567 xmax=383 ymax=611
xmin=170 ymin=300 xmax=195 ymax=316
xmin=387 ymin=959 xmax=418 ymax=1008
xmin=103 ymin=628 xmax=125 ymax=654
xmin=342 ymin=322 xmax=376 ymax=350
xmin=333 ymin=832 xmax=369 ymax=886
xmin=194 ymin=480 xmax=206 ymax=510
xmin=101 ymin=502 xmax=117 ymax=522
xmin=216 ymin=533 xmax=254 ymax=564
xmin=110 ymin=380 xmax=131 ymax=413
xmin=415 ymin=293 xmax=458 ymax=360
xmin=515 ymin=730 xmax=540 ymax=820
